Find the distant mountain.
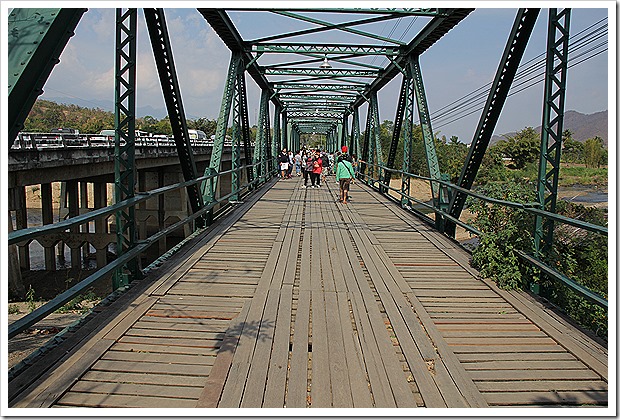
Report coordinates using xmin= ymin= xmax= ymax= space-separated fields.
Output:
xmin=490 ymin=110 xmax=608 ymax=146
xmin=40 ymin=95 xmax=168 ymax=119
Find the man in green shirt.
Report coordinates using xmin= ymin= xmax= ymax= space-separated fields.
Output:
xmin=335 ymin=150 xmax=355 ymax=204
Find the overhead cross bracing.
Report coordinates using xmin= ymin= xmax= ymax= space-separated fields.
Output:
xmin=200 ymin=8 xmax=473 ymax=138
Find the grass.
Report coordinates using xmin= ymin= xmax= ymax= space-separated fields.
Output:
xmin=558 ymin=166 xmax=608 ymax=187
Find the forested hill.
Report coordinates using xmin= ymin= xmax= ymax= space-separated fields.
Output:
xmin=491 ymin=110 xmax=608 ymax=146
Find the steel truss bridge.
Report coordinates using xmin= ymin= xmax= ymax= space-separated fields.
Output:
xmin=7 ymin=7 xmax=608 ymax=410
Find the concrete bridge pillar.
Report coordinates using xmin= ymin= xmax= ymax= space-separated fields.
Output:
xmin=13 ymin=186 xmax=30 ymax=271
xmin=66 ymin=180 xmax=81 ymax=269
xmin=8 ymin=212 xmax=25 ymax=299
xmin=40 ymin=182 xmax=56 ymax=271
xmin=93 ymin=182 xmax=108 ymax=268
xmin=79 ymin=182 xmax=91 ymax=261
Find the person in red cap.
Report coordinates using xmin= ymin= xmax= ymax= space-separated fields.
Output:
xmin=341 ymin=145 xmax=348 ymax=153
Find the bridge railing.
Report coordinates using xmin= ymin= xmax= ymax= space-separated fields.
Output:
xmin=356 ymin=160 xmax=608 ymax=311
xmin=8 ymin=157 xmax=277 ymax=339
xmin=11 ymin=132 xmax=243 ymax=150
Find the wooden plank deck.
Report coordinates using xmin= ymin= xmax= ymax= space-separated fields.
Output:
xmin=9 ymin=176 xmax=608 ymax=409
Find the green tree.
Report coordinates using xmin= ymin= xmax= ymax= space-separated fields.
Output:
xmin=583 ymin=136 xmax=606 ymax=168
xmin=497 ymin=127 xmax=540 ymax=169
xmin=561 ymin=129 xmax=584 ymax=163
xmin=435 ymin=135 xmax=468 ymax=182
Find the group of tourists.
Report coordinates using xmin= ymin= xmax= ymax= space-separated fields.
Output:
xmin=278 ymin=145 xmax=357 ymax=204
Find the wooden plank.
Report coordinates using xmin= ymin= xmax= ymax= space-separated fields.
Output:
xmin=287 ymin=289 xmax=310 ymax=408
xmin=91 ymin=359 xmax=211 ymax=376
xmin=80 ymin=370 xmax=208 ymax=387
xmin=68 ymin=380 xmax=204 ymax=399
xmin=263 ymin=285 xmax=293 ymax=408
xmin=241 ymin=289 xmax=280 ymax=407
xmin=324 ymin=292 xmax=354 ymax=408
xmin=12 ymin=339 xmax=115 ymax=408
xmin=133 ymin=319 xmax=232 ymax=331
xmin=337 ymin=292 xmax=373 ymax=407
xmin=56 ymin=392 xmax=197 ymax=408
xmin=475 ymin=380 xmax=608 ymax=392
xmin=311 ymin=290 xmax=332 ymax=407
xmin=196 ymin=304 xmax=250 ymax=408
xmin=218 ymin=288 xmax=269 ymax=407
xmin=469 ymin=369 xmax=601 ymax=381
xmin=111 ymin=342 xmax=219 ymax=356
xmin=483 ymin=390 xmax=608 ymax=406
xmin=101 ymin=350 xmax=216 ymax=366
xmin=457 ymin=352 xmax=575 ymax=362
xmin=117 ymin=336 xmax=220 ymax=349
xmin=124 ymin=328 xmax=223 ymax=340
xmin=462 ymin=359 xmax=590 ymax=370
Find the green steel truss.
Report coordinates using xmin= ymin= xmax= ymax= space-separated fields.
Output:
xmin=8 ymin=8 xmax=86 ymax=148
xmin=114 ymin=9 xmax=138 ymax=288
xmin=253 ymin=44 xmax=399 ymax=56
xmin=411 ymin=57 xmax=442 ymax=207
xmin=350 ymin=107 xmax=361 ymax=157
xmin=534 ymin=9 xmax=572 ymax=257
xmin=144 ymin=8 xmax=204 ymax=219
xmin=204 ymin=51 xmax=244 ymax=204
xmin=445 ymin=8 xmax=540 ymax=237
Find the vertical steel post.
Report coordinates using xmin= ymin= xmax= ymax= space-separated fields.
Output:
xmin=401 ymin=62 xmax=416 ymax=207
xmin=114 ymin=8 xmax=138 ymax=289
xmin=237 ymin=69 xmax=254 ymax=188
xmin=411 ymin=57 xmax=446 ymax=229
xmin=203 ymin=51 xmax=243 ymax=203
xmin=273 ymin=105 xmax=282 ymax=163
xmin=351 ymin=107 xmax=361 ymax=157
xmin=383 ymin=65 xmax=412 ymax=194
xmin=231 ymin=70 xmax=242 ymax=202
xmin=534 ymin=9 xmax=571 ymax=260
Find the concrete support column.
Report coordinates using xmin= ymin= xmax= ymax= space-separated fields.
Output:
xmin=80 ymin=181 xmax=90 ymax=260
xmin=138 ymin=170 xmax=147 ymax=241
xmin=14 ymin=186 xmax=30 ymax=271
xmin=40 ymin=182 xmax=56 ymax=271
xmin=67 ymin=180 xmax=81 ymax=269
xmin=158 ymin=169 xmax=166 ymax=256
xmin=93 ymin=182 xmax=108 ymax=268
xmin=8 ymin=212 xmax=25 ymax=299
xmin=58 ymin=182 xmax=67 ymax=263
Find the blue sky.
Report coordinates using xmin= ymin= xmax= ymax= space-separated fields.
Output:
xmin=26 ymin=4 xmax=611 ymax=143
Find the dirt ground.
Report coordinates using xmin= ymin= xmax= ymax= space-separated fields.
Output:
xmin=8 ymin=305 xmax=86 ymax=369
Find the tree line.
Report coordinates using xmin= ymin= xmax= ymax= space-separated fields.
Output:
xmin=23 ymin=100 xmax=223 ymax=138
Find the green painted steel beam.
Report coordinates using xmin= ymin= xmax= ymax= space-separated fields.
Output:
xmin=252 ymin=43 xmax=399 ymax=56
xmin=273 ymin=83 xmax=367 ymax=91
xmin=351 ymin=9 xmax=473 ymax=110
xmin=534 ymin=9 xmax=571 ymax=257
xmin=280 ymin=94 xmax=356 ymax=101
xmin=287 ymin=111 xmax=343 ymax=119
xmin=265 ymin=68 xmax=380 ymax=77
xmin=446 ymin=8 xmax=540 ymax=237
xmin=144 ymin=8 xmax=204 ymax=220
xmin=204 ymin=51 xmax=243 ymax=204
xmin=265 ymin=52 xmax=387 ymax=71
xmin=411 ymin=57 xmax=441 ymax=204
xmin=114 ymin=8 xmax=138 ymax=289
xmin=274 ymin=11 xmax=408 ymax=46
xmin=232 ymin=8 xmax=443 ymax=16
xmin=248 ymin=13 xmax=403 ymax=44
xmin=8 ymin=8 xmax=86 ymax=148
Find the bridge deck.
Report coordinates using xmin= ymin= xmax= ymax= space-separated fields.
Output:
xmin=9 ymin=177 xmax=608 ymax=409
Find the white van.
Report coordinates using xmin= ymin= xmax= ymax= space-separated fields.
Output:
xmin=188 ymin=129 xmax=207 ymax=141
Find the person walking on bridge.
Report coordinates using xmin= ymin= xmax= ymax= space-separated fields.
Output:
xmin=311 ymin=150 xmax=322 ymax=188
xmin=335 ymin=152 xmax=355 ymax=204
